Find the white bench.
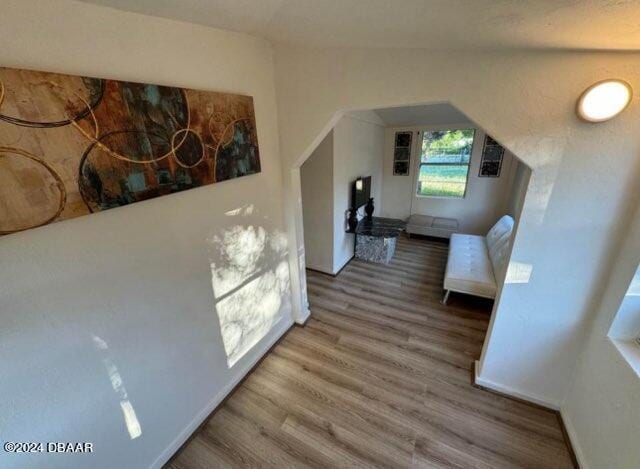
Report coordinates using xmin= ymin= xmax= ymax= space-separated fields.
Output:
xmin=442 ymin=215 xmax=514 ymax=304
xmin=407 ymin=214 xmax=458 ymax=239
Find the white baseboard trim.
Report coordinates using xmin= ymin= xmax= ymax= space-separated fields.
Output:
xmin=150 ymin=318 xmax=293 ymax=469
xmin=295 ymin=305 xmax=311 ymax=325
xmin=473 ymin=361 xmax=560 ymax=411
xmin=559 ymin=408 xmax=589 ymax=469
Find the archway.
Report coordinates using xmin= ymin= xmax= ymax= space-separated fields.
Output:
xmin=286 ymin=101 xmax=534 ymax=384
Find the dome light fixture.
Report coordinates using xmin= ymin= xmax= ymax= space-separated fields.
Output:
xmin=576 ymin=79 xmax=632 ymax=123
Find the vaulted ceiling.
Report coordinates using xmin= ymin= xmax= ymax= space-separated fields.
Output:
xmin=78 ymin=0 xmax=640 ymax=50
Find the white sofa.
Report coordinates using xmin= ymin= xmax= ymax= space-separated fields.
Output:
xmin=442 ymin=215 xmax=514 ymax=304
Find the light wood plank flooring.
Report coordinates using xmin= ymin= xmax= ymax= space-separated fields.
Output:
xmin=167 ymin=236 xmax=575 ymax=468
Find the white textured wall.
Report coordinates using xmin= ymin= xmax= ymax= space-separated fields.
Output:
xmin=332 ymin=114 xmax=385 ymax=272
xmin=300 ymin=131 xmax=334 ymax=273
xmin=505 ymin=161 xmax=531 ymax=222
xmin=0 ymin=1 xmax=292 ymax=468
xmin=275 ymin=45 xmax=640 ymax=415
xmin=380 ymin=125 xmax=520 ymax=235
xmin=300 ymin=113 xmax=384 ymax=275
xmin=562 ymin=195 xmax=640 ymax=468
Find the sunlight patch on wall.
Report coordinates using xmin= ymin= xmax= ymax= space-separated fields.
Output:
xmin=626 ymin=265 xmax=640 ymax=297
xmin=216 ymin=261 xmax=289 ymax=367
xmin=210 ymin=225 xmax=267 ymax=297
xmin=208 ymin=223 xmax=290 ymax=368
xmin=505 ymin=261 xmax=533 ymax=284
xmin=92 ymin=335 xmax=142 ymax=439
xmin=225 ymin=204 xmax=255 ymax=217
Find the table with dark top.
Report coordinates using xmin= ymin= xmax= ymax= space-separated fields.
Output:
xmin=352 ymin=216 xmax=406 ymax=263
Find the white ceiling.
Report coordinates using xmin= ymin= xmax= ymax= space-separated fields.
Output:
xmin=373 ymin=103 xmax=471 ymax=127
xmin=78 ymin=0 xmax=640 ymax=50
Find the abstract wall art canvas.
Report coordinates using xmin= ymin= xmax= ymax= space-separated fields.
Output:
xmin=0 ymin=67 xmax=261 ymax=235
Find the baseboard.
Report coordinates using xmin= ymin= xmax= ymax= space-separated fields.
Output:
xmin=473 ymin=361 xmax=560 ymax=411
xmin=295 ymin=305 xmax=311 ymax=326
xmin=305 ymin=266 xmax=334 ymax=276
xmin=559 ymin=408 xmax=589 ymax=469
xmin=151 ymin=318 xmax=294 ymax=469
xmin=333 ymin=255 xmax=354 ymax=276
xmin=306 ymin=255 xmax=354 ymax=278
xmin=473 ymin=362 xmax=580 ymax=468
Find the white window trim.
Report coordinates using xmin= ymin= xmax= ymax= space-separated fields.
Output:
xmin=610 ymin=338 xmax=640 ymax=378
xmin=411 ymin=125 xmax=478 ymax=200
xmin=605 ymin=208 xmax=640 ymax=378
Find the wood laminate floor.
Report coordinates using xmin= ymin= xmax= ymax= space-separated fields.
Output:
xmin=167 ymin=236 xmax=575 ymax=468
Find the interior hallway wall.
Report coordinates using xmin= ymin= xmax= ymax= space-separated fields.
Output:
xmin=505 ymin=160 xmax=532 ymax=222
xmin=0 ymin=1 xmax=292 ymax=468
xmin=562 ymin=194 xmax=640 ymax=468
xmin=299 ymin=113 xmax=384 ymax=275
xmin=332 ymin=112 xmax=385 ymax=272
xmin=300 ymin=131 xmax=334 ymax=273
xmin=274 ymin=45 xmax=640 ymax=423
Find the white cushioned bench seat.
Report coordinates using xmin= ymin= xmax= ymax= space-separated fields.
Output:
xmin=443 ymin=215 xmax=514 ymax=302
xmin=407 ymin=214 xmax=458 ymax=239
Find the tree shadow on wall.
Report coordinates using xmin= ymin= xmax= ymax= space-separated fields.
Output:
xmin=207 ymin=204 xmax=291 ymax=369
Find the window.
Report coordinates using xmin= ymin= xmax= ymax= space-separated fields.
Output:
xmin=609 ymin=263 xmax=640 ymax=376
xmin=416 ymin=129 xmax=475 ymax=198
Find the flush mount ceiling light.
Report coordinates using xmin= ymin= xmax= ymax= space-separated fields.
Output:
xmin=576 ymin=79 xmax=632 ymax=123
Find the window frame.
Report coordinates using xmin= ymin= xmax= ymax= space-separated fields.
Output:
xmin=413 ymin=126 xmax=477 ymax=199
xmin=605 ymin=207 xmax=640 ymax=378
